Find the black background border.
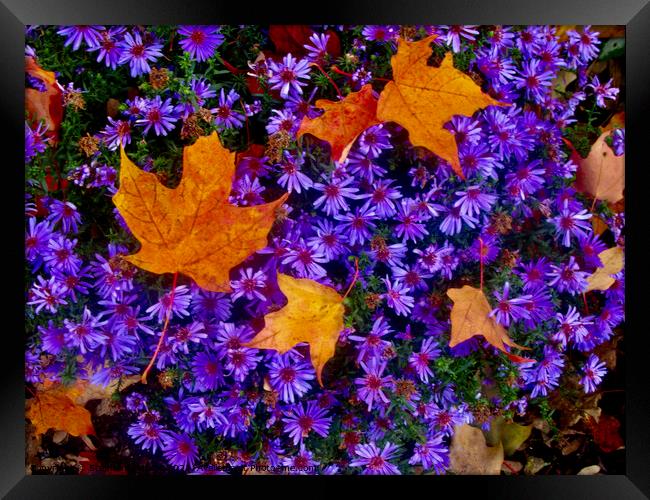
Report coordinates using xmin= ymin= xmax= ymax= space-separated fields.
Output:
xmin=2 ymin=1 xmax=649 ymax=498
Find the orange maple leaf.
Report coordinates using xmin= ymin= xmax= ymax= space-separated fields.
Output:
xmin=25 ymin=56 xmax=64 ymax=144
xmin=297 ymin=84 xmax=380 ymax=163
xmin=113 ymin=132 xmax=288 ymax=292
xmin=26 ymin=386 xmax=95 ymax=437
xmin=574 ymin=130 xmax=625 ymax=204
xmin=243 ymin=273 xmax=345 ymax=386
xmin=447 ymin=285 xmax=533 ymax=363
xmin=377 ymin=36 xmax=508 ymax=179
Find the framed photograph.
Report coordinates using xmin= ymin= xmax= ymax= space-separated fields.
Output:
xmin=5 ymin=0 xmax=650 ymax=497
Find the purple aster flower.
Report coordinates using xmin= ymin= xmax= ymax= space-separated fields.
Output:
xmin=163 ymin=432 xmax=199 ymax=470
xmin=439 ymin=242 xmax=460 ymax=280
xmin=580 ymin=354 xmax=607 ymax=394
xmin=454 ymin=186 xmax=497 ymax=217
xmin=282 ymin=239 xmax=328 ymax=279
xmin=521 ymin=287 xmax=555 ymax=329
xmin=25 ymin=122 xmax=49 ymax=163
xmin=413 ymin=244 xmax=445 ymax=274
xmin=146 ymin=285 xmax=191 ymax=323
xmin=25 ymin=218 xmax=53 ymax=267
xmin=611 ymin=128 xmax=625 ymax=156
xmin=395 ymin=200 xmax=429 ymax=242
xmin=128 ymin=421 xmax=170 ymax=454
xmin=63 ymin=307 xmax=108 ymax=354
xmin=87 ymin=26 xmax=125 ymax=69
xmin=231 ymin=267 xmax=267 ymax=301
xmin=177 ymin=25 xmax=224 ymax=62
xmin=136 ymin=96 xmax=179 ymax=136
xmin=360 ymin=179 xmax=402 ymax=218
xmin=489 ymin=282 xmax=532 ymax=327
xmin=553 ymin=306 xmax=593 ymax=348
xmin=268 ymin=352 xmax=315 ymax=403
xmin=350 ymin=442 xmax=401 ymax=475
xmin=312 ymin=175 xmax=359 ymax=216
xmin=38 ymin=322 xmax=67 ymax=355
xmin=115 ymin=305 xmax=155 ymax=336
xmin=515 ymin=26 xmax=543 ymax=55
xmin=304 ymin=32 xmax=331 ymax=62
xmin=505 ymin=161 xmax=546 ymax=200
xmin=334 ymin=206 xmax=377 ymax=246
xmin=44 ymin=235 xmax=82 ymax=274
xmin=409 ymin=337 xmax=441 ymax=383
xmin=358 ymin=124 xmax=392 ymax=158
xmin=448 ymin=115 xmax=483 ymax=146
xmin=438 ymin=25 xmax=479 ymax=53
xmin=513 ymin=59 xmax=554 ymax=103
xmin=517 ymin=257 xmax=551 ymax=292
xmin=347 ymin=151 xmax=387 ymax=182
xmin=439 ymin=205 xmax=478 ymax=236
xmin=212 ymin=88 xmax=245 ymax=129
xmin=372 ymin=241 xmax=407 ymax=268
xmin=307 ymin=219 xmax=346 ymax=260
xmin=187 ymin=397 xmax=227 ymax=429
xmin=28 ymin=275 xmax=68 ymax=314
xmin=118 ymin=31 xmax=163 ymax=77
xmin=579 ymin=232 xmax=608 ymax=269
xmin=408 ymin=434 xmax=449 ymax=474
xmin=47 ymin=200 xmax=81 ymax=234
xmin=586 ymin=75 xmax=619 ymax=108
xmin=547 ymin=256 xmax=589 ymax=295
xmin=277 ymin=151 xmax=313 ymax=194
xmin=266 ymin=108 xmax=299 ymax=135
xmin=191 ymin=351 xmax=224 ymax=391
xmin=283 ymin=400 xmax=332 ymax=445
xmin=382 ymin=277 xmax=414 ymax=317
xmin=362 ymin=25 xmax=398 ymax=42
xmin=281 ymin=444 xmax=319 ymax=473
xmin=567 ymin=25 xmax=601 ymax=64
xmin=349 ymin=316 xmax=393 ymax=363
xmin=232 ymin=175 xmax=265 ymax=206
xmin=355 ymin=357 xmax=393 ymax=411
xmin=268 ymin=53 xmax=311 ymax=98
xmin=57 ymin=25 xmax=104 ymax=51
xmin=170 ymin=321 xmax=208 ymax=355
xmin=552 ymin=200 xmax=592 ymax=247
xmin=392 ymin=263 xmax=431 ymax=291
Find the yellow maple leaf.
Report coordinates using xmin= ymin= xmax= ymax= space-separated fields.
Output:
xmin=447 ymin=285 xmax=532 ymax=363
xmin=297 ymin=84 xmax=380 ymax=163
xmin=574 ymin=130 xmax=625 ymax=204
xmin=585 ymin=247 xmax=624 ymax=292
xmin=113 ymin=132 xmax=288 ymax=292
xmin=26 ymin=386 xmax=95 ymax=437
xmin=377 ymin=36 xmax=509 ymax=179
xmin=243 ymin=273 xmax=344 ymax=386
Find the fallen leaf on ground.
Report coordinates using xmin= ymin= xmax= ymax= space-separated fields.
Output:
xmin=587 ymin=414 xmax=624 ymax=453
xmin=449 ymin=424 xmax=503 ymax=475
xmin=297 ymin=84 xmax=380 ymax=163
xmin=377 ymin=36 xmax=508 ymax=178
xmin=26 ymin=386 xmax=95 ymax=437
xmin=113 ymin=132 xmax=288 ymax=292
xmin=574 ymin=131 xmax=625 ymax=204
xmin=447 ymin=285 xmax=533 ymax=363
xmin=585 ymin=247 xmax=624 ymax=292
xmin=501 ymin=460 xmax=523 ymax=475
xmin=485 ymin=416 xmax=533 ymax=456
xmin=25 ymin=56 xmax=64 ymax=143
xmin=578 ymin=465 xmax=601 ymax=475
xmin=524 ymin=456 xmax=548 ymax=475
xmin=244 ymin=273 xmax=344 ymax=385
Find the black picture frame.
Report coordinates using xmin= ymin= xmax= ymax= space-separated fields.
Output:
xmin=5 ymin=1 xmax=649 ymax=498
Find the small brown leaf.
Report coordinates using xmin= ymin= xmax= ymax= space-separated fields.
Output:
xmin=585 ymin=247 xmax=624 ymax=292
xmin=574 ymin=131 xmax=625 ymax=204
xmin=449 ymin=424 xmax=504 ymax=475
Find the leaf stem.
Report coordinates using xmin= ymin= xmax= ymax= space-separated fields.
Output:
xmin=478 ymin=237 xmax=485 ymax=291
xmin=141 ymin=272 xmax=179 ymax=385
xmin=342 ymin=258 xmax=359 ymax=300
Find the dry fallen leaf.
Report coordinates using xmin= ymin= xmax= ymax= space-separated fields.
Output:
xmin=585 ymin=247 xmax=624 ymax=292
xmin=25 ymin=56 xmax=64 ymax=144
xmin=574 ymin=131 xmax=625 ymax=204
xmin=485 ymin=416 xmax=533 ymax=456
xmin=244 ymin=273 xmax=344 ymax=386
xmin=578 ymin=465 xmax=601 ymax=475
xmin=297 ymin=84 xmax=380 ymax=163
xmin=377 ymin=36 xmax=508 ymax=178
xmin=113 ymin=132 xmax=288 ymax=292
xmin=447 ymin=285 xmax=533 ymax=363
xmin=26 ymin=387 xmax=95 ymax=437
xmin=449 ymin=424 xmax=504 ymax=475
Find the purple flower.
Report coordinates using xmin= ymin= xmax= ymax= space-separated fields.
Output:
xmin=281 ymin=444 xmax=319 ymax=473
xmin=128 ymin=421 xmax=170 ymax=454
xmin=439 ymin=205 xmax=478 ymax=236
xmin=360 ymin=179 xmax=402 ymax=218
xmin=438 ymin=25 xmax=479 ymax=53
xmin=517 ymin=257 xmax=551 ymax=292
xmin=489 ymin=282 xmax=532 ymax=327
xmin=349 ymin=316 xmax=393 ymax=363
xmin=567 ymin=26 xmax=601 ymax=64
xmin=347 ymin=151 xmax=387 ymax=182
xmin=586 ymin=75 xmax=619 ymax=108
xmin=382 ymin=277 xmax=414 ymax=317
xmin=454 ymin=186 xmax=497 ymax=217
xmin=282 ymin=239 xmax=328 ymax=279
xmin=163 ymin=432 xmax=199 ymax=470
xmin=408 ymin=434 xmax=449 ymax=473
xmin=553 ymin=306 xmax=593 ymax=348
xmin=63 ymin=307 xmax=108 ymax=354
xmin=87 ymin=26 xmax=125 ymax=69
xmin=552 ymin=201 xmax=592 ymax=247
xmin=611 ymin=128 xmax=625 ymax=156
xmin=25 ymin=218 xmax=53 ymax=267
xmin=177 ymin=25 xmax=224 ymax=62
xmin=44 ymin=236 xmax=82 ymax=274
xmin=268 ymin=53 xmax=311 ymax=98
xmin=283 ymin=400 xmax=332 ymax=445
xmin=47 ymin=200 xmax=81 ymax=233
xmin=304 ymin=32 xmax=331 ymax=62
xmin=357 ymin=124 xmax=392 ymax=158
xmin=277 ymin=151 xmax=313 ymax=194
xmin=212 ymin=88 xmax=245 ymax=129
xmin=513 ymin=59 xmax=554 ymax=103
xmin=57 ymin=25 xmax=104 ymax=50
xmin=191 ymin=351 xmax=224 ymax=391
xmin=101 ymin=117 xmax=132 ymax=150
xmin=136 ymin=96 xmax=179 ymax=136
xmin=547 ymin=256 xmax=589 ymax=295
xmin=361 ymin=25 xmax=398 ymax=42
xmin=312 ymin=175 xmax=358 ymax=215
xmin=580 ymin=354 xmax=607 ymax=393
xmin=307 ymin=220 xmax=345 ymax=260
xmin=268 ymin=352 xmax=315 ymax=403
xmin=28 ymin=275 xmax=68 ymax=314
xmin=118 ymin=31 xmax=163 ymax=77
xmin=146 ymin=285 xmax=191 ymax=323
xmin=355 ymin=357 xmax=393 ymax=411
xmin=409 ymin=337 xmax=440 ymax=383
xmin=231 ymin=267 xmax=267 ymax=301
xmin=334 ymin=206 xmax=377 ymax=246
xmin=395 ymin=200 xmax=429 ymax=242
xmin=350 ymin=442 xmax=401 ymax=475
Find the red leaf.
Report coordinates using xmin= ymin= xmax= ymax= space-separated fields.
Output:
xmin=269 ymin=25 xmax=314 ymax=57
xmin=587 ymin=415 xmax=624 ymax=453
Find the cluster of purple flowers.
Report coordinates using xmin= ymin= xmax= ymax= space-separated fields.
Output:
xmin=25 ymin=25 xmax=624 ymax=474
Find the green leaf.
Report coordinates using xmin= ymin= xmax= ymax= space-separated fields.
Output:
xmin=599 ymin=38 xmax=625 ymax=61
xmin=484 ymin=416 xmax=532 ymax=456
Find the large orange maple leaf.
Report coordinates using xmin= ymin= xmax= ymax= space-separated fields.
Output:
xmin=297 ymin=84 xmax=380 ymax=163
xmin=377 ymin=36 xmax=509 ymax=178
xmin=244 ymin=273 xmax=345 ymax=386
xmin=26 ymin=385 xmax=95 ymax=437
xmin=113 ymin=132 xmax=288 ymax=292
